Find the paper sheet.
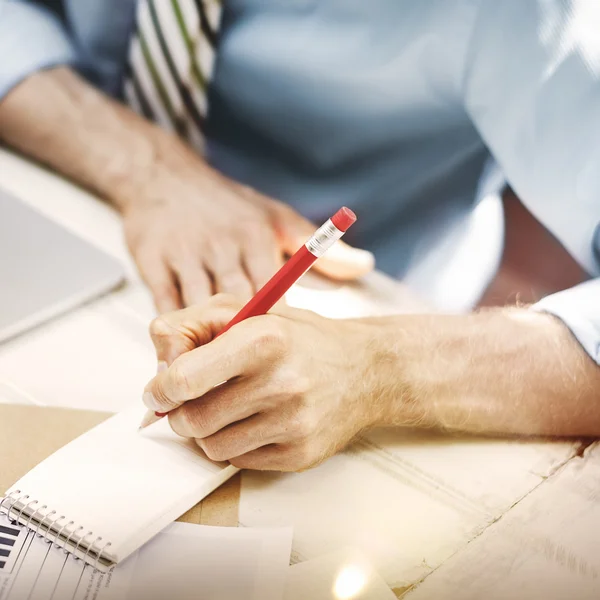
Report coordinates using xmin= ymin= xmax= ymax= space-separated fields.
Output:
xmin=0 ymin=381 xmax=36 ymax=406
xmin=240 ymin=431 xmax=576 ymax=589
xmin=0 ymin=517 xmax=292 ymax=600
xmin=406 ymin=443 xmax=600 ymax=600
xmin=0 ymin=301 xmax=154 ymax=413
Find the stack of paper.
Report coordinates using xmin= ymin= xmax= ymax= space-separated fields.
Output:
xmin=0 ymin=516 xmax=292 ymax=600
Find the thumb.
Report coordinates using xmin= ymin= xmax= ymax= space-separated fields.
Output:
xmin=148 ymin=295 xmax=241 ymax=366
xmin=275 ymin=207 xmax=375 ymax=281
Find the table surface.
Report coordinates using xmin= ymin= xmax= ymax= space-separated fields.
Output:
xmin=0 ymin=147 xmax=598 ymax=599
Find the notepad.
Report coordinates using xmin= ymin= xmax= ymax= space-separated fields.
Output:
xmin=1 ymin=407 xmax=239 ymax=572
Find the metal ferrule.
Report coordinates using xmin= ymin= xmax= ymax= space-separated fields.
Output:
xmin=305 ymin=219 xmax=343 ymax=257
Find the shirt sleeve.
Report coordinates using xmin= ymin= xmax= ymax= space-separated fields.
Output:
xmin=532 ymin=278 xmax=600 ymax=365
xmin=463 ymin=0 xmax=600 ymax=364
xmin=0 ymin=0 xmax=79 ymax=100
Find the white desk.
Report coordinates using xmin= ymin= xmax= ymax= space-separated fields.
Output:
xmin=1 ymin=147 xmax=598 ymax=599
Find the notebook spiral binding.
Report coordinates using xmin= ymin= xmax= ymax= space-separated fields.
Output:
xmin=0 ymin=490 xmax=115 ymax=572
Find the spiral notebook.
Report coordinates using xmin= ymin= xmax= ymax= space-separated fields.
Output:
xmin=1 ymin=406 xmax=239 ymax=572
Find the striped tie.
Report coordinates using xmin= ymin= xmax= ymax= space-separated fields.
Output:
xmin=124 ymin=0 xmax=223 ymax=154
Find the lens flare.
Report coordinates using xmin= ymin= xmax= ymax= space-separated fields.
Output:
xmin=333 ymin=564 xmax=367 ymax=599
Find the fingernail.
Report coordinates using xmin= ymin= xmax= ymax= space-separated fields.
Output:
xmin=143 ymin=391 xmax=161 ymax=411
xmin=157 ymin=360 xmax=168 ymax=374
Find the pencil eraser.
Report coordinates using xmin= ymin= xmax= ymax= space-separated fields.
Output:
xmin=331 ymin=207 xmax=357 ymax=232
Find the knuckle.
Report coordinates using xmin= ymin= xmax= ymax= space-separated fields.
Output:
xmin=169 ymin=360 xmax=192 ymax=397
xmin=204 ymin=243 xmax=237 ymax=268
xmin=290 ymin=442 xmax=317 ymax=471
xmin=275 ymin=365 xmax=311 ymax=400
xmin=295 ymin=374 xmax=311 ymax=395
xmin=183 ymin=276 xmax=211 ymax=296
xmin=254 ymin=424 xmax=271 ymax=444
xmin=182 ymin=405 xmax=214 ymax=439
xmin=281 ymin=442 xmax=315 ymax=472
xmin=218 ymin=271 xmax=250 ymax=292
xmin=150 ymin=381 xmax=178 ymax=411
xmin=212 ymin=293 xmax=239 ymax=308
xmin=291 ymin=413 xmax=316 ymax=440
xmin=284 ymin=398 xmax=318 ymax=439
xmin=228 ymin=455 xmax=248 ymax=469
xmin=199 ymin=437 xmax=227 ymax=462
xmin=286 ymin=371 xmax=311 ymax=396
xmin=251 ymin=320 xmax=289 ymax=357
xmin=149 ymin=316 xmax=172 ymax=341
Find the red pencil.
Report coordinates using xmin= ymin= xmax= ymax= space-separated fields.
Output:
xmin=139 ymin=206 xmax=357 ymax=430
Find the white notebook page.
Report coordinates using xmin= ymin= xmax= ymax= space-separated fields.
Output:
xmin=6 ymin=407 xmax=239 ymax=566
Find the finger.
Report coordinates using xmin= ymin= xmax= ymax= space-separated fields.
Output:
xmin=214 ymin=267 xmax=253 ymax=300
xmin=273 ymin=206 xmax=316 ymax=255
xmin=136 ymin=251 xmax=182 ymax=313
xmin=229 ymin=443 xmax=317 ymax=472
xmin=168 ymin=376 xmax=267 ymax=439
xmin=145 ymin=315 xmax=285 ymax=412
xmin=208 ymin=250 xmax=254 ymax=300
xmin=173 ymin=262 xmax=213 ymax=307
xmin=149 ymin=316 xmax=197 ymax=367
xmin=312 ymin=240 xmax=375 ymax=281
xmin=196 ymin=413 xmax=283 ymax=462
xmin=244 ymin=245 xmax=289 ymax=308
xmin=275 ymin=206 xmax=375 ymax=281
xmin=148 ymin=294 xmax=241 ymax=365
xmin=242 ymin=230 xmax=283 ymax=293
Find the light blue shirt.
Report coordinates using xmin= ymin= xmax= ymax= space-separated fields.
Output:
xmin=1 ymin=0 xmax=599 ymax=365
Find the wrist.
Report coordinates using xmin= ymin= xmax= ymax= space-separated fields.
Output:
xmin=352 ymin=316 xmax=434 ymax=430
xmin=106 ymin=131 xmax=193 ymax=214
xmin=367 ymin=309 xmax=559 ymax=434
xmin=96 ymin=100 xmax=215 ymax=214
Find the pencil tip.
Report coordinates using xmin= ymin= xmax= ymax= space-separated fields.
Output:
xmin=138 ymin=409 xmax=162 ymax=430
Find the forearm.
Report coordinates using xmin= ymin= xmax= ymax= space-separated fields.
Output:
xmin=0 ymin=67 xmax=208 ymax=212
xmin=368 ymin=308 xmax=600 ymax=437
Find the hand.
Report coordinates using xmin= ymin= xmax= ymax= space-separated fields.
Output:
xmin=123 ymin=154 xmax=374 ymax=313
xmin=0 ymin=66 xmax=373 ymax=315
xmin=143 ymin=295 xmax=383 ymax=471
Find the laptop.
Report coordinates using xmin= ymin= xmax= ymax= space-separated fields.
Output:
xmin=0 ymin=189 xmax=125 ymax=343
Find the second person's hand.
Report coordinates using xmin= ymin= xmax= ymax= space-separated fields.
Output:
xmin=122 ymin=149 xmax=374 ymax=313
xmin=0 ymin=66 xmax=373 ymax=314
